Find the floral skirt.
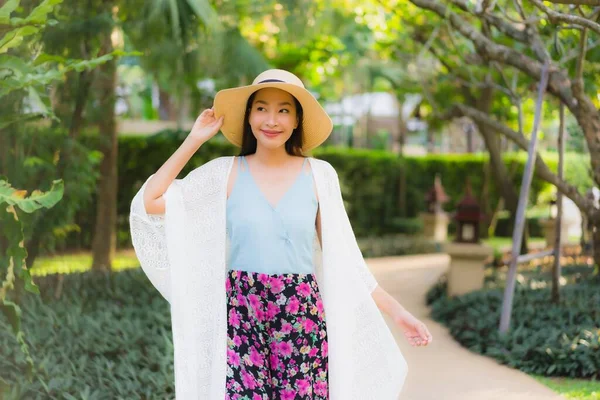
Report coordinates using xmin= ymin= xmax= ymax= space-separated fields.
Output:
xmin=225 ymin=269 xmax=329 ymax=400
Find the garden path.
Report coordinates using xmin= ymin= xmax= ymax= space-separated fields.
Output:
xmin=367 ymin=254 xmax=565 ymax=400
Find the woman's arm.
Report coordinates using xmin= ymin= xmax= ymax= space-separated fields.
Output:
xmin=143 ymin=109 xmax=223 ymax=214
xmin=371 ymin=285 xmax=407 ymax=318
xmin=372 ymin=285 xmax=433 ymax=347
xmin=144 ymin=138 xmax=203 ymax=214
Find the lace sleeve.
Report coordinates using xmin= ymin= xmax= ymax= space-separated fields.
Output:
xmin=329 ymin=165 xmax=379 ymax=293
xmin=129 ymin=175 xmax=181 ymax=304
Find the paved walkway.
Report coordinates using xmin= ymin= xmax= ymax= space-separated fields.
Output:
xmin=367 ymin=254 xmax=564 ymax=400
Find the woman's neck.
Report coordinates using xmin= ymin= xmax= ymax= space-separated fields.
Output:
xmin=251 ymin=146 xmax=294 ymax=167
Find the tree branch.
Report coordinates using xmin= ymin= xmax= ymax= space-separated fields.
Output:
xmin=559 ymin=38 xmax=600 ymax=63
xmin=439 ymin=104 xmax=596 ymax=215
xmin=409 ymin=0 xmax=575 ymax=108
xmin=529 ymin=0 xmax=600 ymax=34
xmin=451 ymin=0 xmax=550 ymax=61
xmin=408 ymin=0 xmax=600 ymax=186
xmin=545 ymin=0 xmax=600 ymax=5
xmin=575 ymin=28 xmax=589 ymax=84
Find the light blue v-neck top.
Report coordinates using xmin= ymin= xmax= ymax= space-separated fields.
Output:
xmin=226 ymin=155 xmax=318 ymax=275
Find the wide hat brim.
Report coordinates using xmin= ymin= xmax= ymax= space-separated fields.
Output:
xmin=213 ymin=82 xmax=333 ymax=152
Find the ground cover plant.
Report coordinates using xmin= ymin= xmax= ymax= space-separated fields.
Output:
xmin=0 ymin=268 xmax=174 ymax=399
xmin=427 ymin=259 xmax=600 ymax=381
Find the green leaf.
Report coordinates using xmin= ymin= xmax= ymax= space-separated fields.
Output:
xmin=0 ymin=112 xmax=58 ymax=130
xmin=0 ymin=26 xmax=39 ymax=54
xmin=26 ymin=86 xmax=50 ymax=116
xmin=21 ymin=268 xmax=40 ymax=295
xmin=33 ymin=53 xmax=69 ymax=65
xmin=0 ymin=300 xmax=21 ymax=335
xmin=0 ymin=179 xmax=64 ymax=212
xmin=24 ymin=0 xmax=63 ymax=25
xmin=0 ymin=0 xmax=20 ymax=25
xmin=0 ymin=54 xmax=34 ymax=77
xmin=186 ymin=0 xmax=219 ymax=30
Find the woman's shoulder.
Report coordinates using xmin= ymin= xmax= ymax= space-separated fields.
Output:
xmin=186 ymin=156 xmax=235 ymax=181
xmin=197 ymin=156 xmax=234 ymax=170
xmin=306 ymin=157 xmax=336 ymax=176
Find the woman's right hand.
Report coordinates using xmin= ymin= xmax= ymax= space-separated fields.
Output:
xmin=187 ymin=108 xmax=225 ymax=145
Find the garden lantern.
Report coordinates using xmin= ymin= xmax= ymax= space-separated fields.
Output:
xmin=424 ymin=174 xmax=449 ymax=214
xmin=454 ymin=180 xmax=485 ymax=244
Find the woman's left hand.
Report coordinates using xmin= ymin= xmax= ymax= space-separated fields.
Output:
xmin=393 ymin=310 xmax=433 ymax=347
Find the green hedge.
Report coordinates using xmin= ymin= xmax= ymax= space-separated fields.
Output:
xmin=68 ymin=130 xmax=592 ymax=250
xmin=426 ymin=267 xmax=600 ymax=379
xmin=494 ymin=215 xmax=544 ymax=238
xmin=357 ymin=233 xmax=440 ymax=258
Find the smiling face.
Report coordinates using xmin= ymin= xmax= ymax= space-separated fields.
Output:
xmin=248 ymin=87 xmax=300 ymax=151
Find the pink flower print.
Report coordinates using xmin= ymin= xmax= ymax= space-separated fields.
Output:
xmin=296 ymin=378 xmax=311 ymax=396
xmin=302 ymin=318 xmax=316 ymax=333
xmin=228 ymin=308 xmax=240 ymax=328
xmin=297 ymin=282 xmax=311 ymax=297
xmin=278 ymin=340 xmax=293 ymax=358
xmin=249 ymin=346 xmax=265 ymax=367
xmin=309 ymin=347 xmax=319 ymax=357
xmin=269 ymin=352 xmax=280 ymax=371
xmin=248 ymin=294 xmax=261 ymax=311
xmin=280 ymin=389 xmax=297 ymax=400
xmin=280 ymin=321 xmax=293 ymax=334
xmin=252 ymin=394 xmax=263 ymax=400
xmin=286 ymin=296 xmax=300 ymax=314
xmin=225 ymin=278 xmax=231 ymax=292
xmin=236 ymin=293 xmax=247 ymax=307
xmin=321 ymin=341 xmax=328 ymax=357
xmin=266 ymin=301 xmax=279 ymax=321
xmin=241 ymin=369 xmax=257 ymax=390
xmin=227 ymin=349 xmax=241 ymax=367
xmin=233 ymin=335 xmax=242 ymax=347
xmin=258 ymin=273 xmax=270 ymax=285
xmin=314 ymin=380 xmax=328 ymax=397
xmin=316 ymin=298 xmax=324 ymax=315
xmin=257 ymin=308 xmax=269 ymax=323
xmin=269 ymin=276 xmax=284 ymax=293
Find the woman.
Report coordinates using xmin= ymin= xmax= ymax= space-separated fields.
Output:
xmin=132 ymin=69 xmax=432 ymax=399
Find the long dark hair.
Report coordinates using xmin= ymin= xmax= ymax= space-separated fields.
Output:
xmin=239 ymin=90 xmax=305 ymax=157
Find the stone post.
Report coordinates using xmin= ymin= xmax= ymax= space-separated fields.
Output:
xmin=419 ymin=211 xmax=450 ymax=242
xmin=444 ymin=242 xmax=494 ymax=296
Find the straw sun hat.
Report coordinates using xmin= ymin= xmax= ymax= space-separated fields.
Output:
xmin=213 ymin=69 xmax=333 ymax=152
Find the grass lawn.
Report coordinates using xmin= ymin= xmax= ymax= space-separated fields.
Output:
xmin=482 ymin=236 xmax=547 ymax=252
xmin=30 ymin=249 xmax=140 ymax=276
xmin=532 ymin=375 xmax=600 ymax=400
xmin=480 ymin=235 xmax=583 ymax=253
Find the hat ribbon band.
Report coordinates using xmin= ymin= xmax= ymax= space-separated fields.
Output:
xmin=258 ymin=79 xmax=285 ymax=83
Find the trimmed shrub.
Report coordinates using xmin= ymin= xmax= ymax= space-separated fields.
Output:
xmin=62 ymin=130 xmax=593 ymax=252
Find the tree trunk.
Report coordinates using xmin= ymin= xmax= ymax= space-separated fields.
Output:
xmin=477 ymin=125 xmax=528 ymax=254
xmin=593 ymin=215 xmax=600 ymax=276
xmin=68 ymin=69 xmax=94 ymax=139
xmin=158 ymin=87 xmax=176 ymax=121
xmin=466 ymin=124 xmax=474 ymax=153
xmin=91 ymin=31 xmax=117 ymax=272
xmin=552 ymin=104 xmax=566 ymax=303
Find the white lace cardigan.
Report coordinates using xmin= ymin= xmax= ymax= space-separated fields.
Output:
xmin=129 ymin=156 xmax=408 ymax=399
